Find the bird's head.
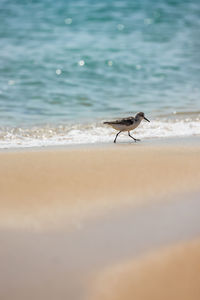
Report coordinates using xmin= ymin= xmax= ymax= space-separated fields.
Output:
xmin=136 ymin=112 xmax=150 ymax=122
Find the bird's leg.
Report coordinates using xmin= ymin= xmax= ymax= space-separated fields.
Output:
xmin=114 ymin=131 xmax=122 ymax=143
xmin=128 ymin=131 xmax=140 ymax=142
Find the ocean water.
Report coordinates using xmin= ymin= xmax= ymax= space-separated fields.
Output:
xmin=0 ymin=0 xmax=200 ymax=148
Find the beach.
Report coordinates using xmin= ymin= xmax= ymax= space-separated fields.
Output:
xmin=89 ymin=238 xmax=200 ymax=300
xmin=1 ymin=0 xmax=200 ymax=298
xmin=1 ymin=139 xmax=200 ymax=299
xmin=1 ymin=138 xmax=200 ymax=229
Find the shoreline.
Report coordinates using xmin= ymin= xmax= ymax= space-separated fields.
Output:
xmin=0 ymin=135 xmax=200 ymax=153
xmin=0 ymin=112 xmax=199 ymax=150
xmin=1 ymin=137 xmax=200 ymax=299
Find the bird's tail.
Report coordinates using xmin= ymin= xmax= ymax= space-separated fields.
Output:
xmin=103 ymin=121 xmax=112 ymax=125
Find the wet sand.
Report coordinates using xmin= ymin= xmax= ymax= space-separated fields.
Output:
xmin=0 ymin=140 xmax=200 ymax=299
xmin=1 ymin=141 xmax=200 ymax=229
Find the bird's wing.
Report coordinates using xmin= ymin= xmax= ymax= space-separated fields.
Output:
xmin=110 ymin=117 xmax=134 ymax=125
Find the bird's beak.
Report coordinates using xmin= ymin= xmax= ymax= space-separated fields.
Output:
xmin=144 ymin=116 xmax=150 ymax=122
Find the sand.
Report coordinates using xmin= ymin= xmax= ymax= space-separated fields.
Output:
xmin=1 ymin=142 xmax=200 ymax=229
xmin=88 ymin=238 xmax=200 ymax=300
xmin=0 ymin=140 xmax=200 ymax=299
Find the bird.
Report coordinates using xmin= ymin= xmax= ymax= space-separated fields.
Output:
xmin=103 ymin=112 xmax=150 ymax=143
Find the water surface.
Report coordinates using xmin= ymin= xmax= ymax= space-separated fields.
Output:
xmin=0 ymin=0 xmax=200 ymax=147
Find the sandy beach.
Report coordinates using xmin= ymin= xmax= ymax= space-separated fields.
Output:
xmin=2 ymin=0 xmax=200 ymax=298
xmin=89 ymin=238 xmax=200 ymax=300
xmin=1 ymin=139 xmax=200 ymax=229
xmin=0 ymin=139 xmax=200 ymax=299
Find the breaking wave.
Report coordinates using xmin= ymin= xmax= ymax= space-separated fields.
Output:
xmin=0 ymin=116 xmax=200 ymax=149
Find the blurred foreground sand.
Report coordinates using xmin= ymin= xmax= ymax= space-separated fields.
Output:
xmin=89 ymin=239 xmax=200 ymax=300
xmin=0 ymin=143 xmax=200 ymax=299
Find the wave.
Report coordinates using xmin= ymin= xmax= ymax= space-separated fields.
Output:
xmin=0 ymin=117 xmax=200 ymax=149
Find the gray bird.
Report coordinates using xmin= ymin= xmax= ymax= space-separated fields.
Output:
xmin=104 ymin=112 xmax=150 ymax=143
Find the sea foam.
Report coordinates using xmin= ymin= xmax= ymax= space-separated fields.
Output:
xmin=0 ymin=117 xmax=199 ymax=149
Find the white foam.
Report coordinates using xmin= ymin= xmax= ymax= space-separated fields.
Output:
xmin=0 ymin=118 xmax=199 ymax=149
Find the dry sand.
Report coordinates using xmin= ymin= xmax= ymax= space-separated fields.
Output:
xmin=0 ymin=141 xmax=200 ymax=299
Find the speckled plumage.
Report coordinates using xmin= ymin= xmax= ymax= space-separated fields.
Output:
xmin=104 ymin=112 xmax=150 ymax=143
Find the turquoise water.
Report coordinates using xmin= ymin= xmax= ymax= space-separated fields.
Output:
xmin=0 ymin=0 xmax=200 ymax=147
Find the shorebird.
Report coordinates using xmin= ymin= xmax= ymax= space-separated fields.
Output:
xmin=104 ymin=112 xmax=150 ymax=143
